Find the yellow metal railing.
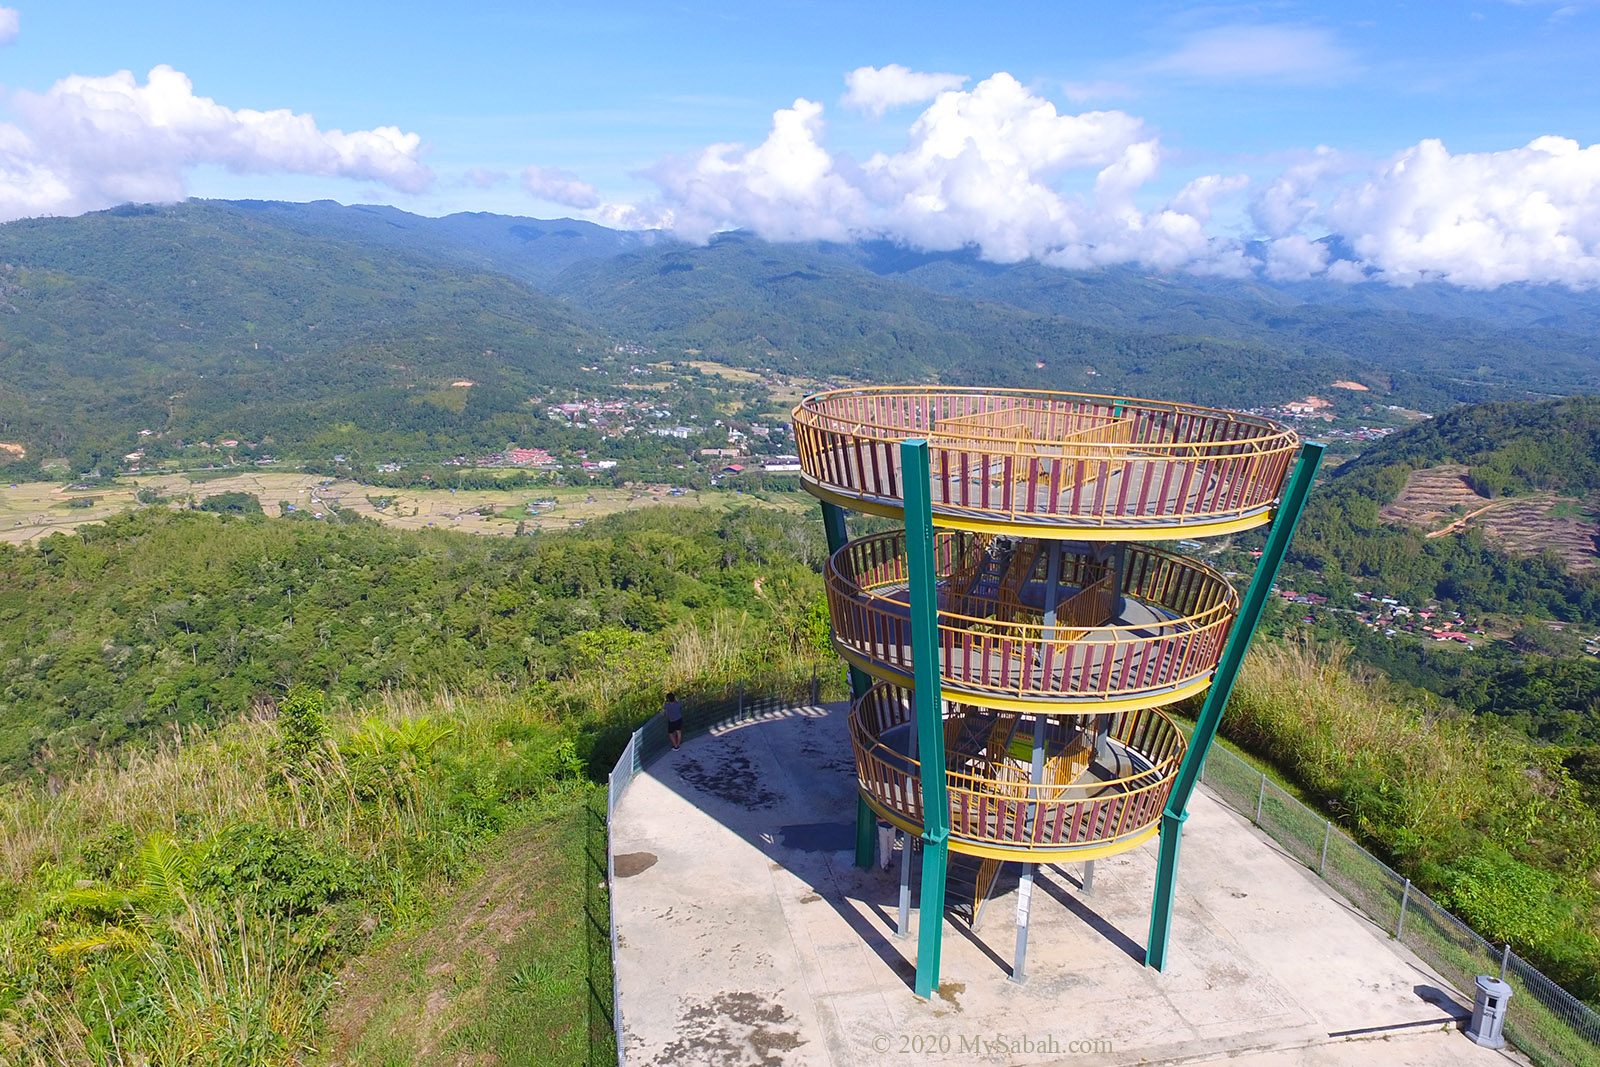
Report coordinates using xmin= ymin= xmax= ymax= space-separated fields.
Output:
xmin=794 ymin=387 xmax=1298 ymax=530
xmin=826 ymin=531 xmax=1238 ymax=706
xmin=849 ymin=684 xmax=1186 ymax=854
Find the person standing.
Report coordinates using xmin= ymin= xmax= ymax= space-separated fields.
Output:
xmin=664 ymin=692 xmax=684 ymax=749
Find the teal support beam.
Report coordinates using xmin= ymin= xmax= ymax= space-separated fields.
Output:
xmin=902 ymin=440 xmax=950 ymax=999
xmin=1146 ymin=442 xmax=1324 ymax=971
xmin=820 ymin=500 xmax=873 ymax=700
xmin=854 ymin=797 xmax=877 ymax=870
xmin=821 ymin=499 xmax=878 ymax=869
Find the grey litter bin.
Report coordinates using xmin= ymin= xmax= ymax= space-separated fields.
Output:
xmin=1466 ymin=975 xmax=1512 ymax=1049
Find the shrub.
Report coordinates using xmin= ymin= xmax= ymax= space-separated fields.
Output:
xmin=193 ymin=823 xmax=353 ymax=918
xmin=276 ymin=685 xmax=330 ymax=769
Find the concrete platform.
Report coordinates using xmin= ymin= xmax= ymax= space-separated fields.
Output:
xmin=610 ymin=704 xmax=1525 ymax=1067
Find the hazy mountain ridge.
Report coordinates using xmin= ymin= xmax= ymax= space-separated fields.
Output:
xmin=2 ymin=198 xmax=1599 ymax=468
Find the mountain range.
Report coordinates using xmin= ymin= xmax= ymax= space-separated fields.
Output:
xmin=1 ymin=198 xmax=1598 ymax=470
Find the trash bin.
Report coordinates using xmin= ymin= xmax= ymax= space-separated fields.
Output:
xmin=1466 ymin=975 xmax=1512 ymax=1050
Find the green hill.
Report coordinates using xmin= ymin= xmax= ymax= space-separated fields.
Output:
xmin=548 ymin=231 xmax=1425 ymax=406
xmin=1290 ymin=397 xmax=1600 ymax=619
xmin=1269 ymin=397 xmax=1600 ymax=744
xmin=0 ymin=202 xmax=605 ymax=470
xmin=7 ymin=200 xmax=1600 ymax=479
xmin=0 ymin=504 xmax=831 ymax=777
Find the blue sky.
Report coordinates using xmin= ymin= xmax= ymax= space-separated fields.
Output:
xmin=3 ymin=1 xmax=1599 ymax=286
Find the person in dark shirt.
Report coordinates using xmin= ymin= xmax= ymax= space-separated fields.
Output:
xmin=664 ymin=692 xmax=684 ymax=749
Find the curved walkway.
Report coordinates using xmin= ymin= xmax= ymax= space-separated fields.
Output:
xmin=609 ymin=705 xmax=1522 ymax=1067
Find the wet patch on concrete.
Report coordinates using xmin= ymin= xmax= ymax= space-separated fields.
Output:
xmin=778 ymin=822 xmax=855 ymax=852
xmin=677 ymin=753 xmax=779 ymax=810
xmin=936 ymin=980 xmax=965 ymax=1012
xmin=651 ymin=990 xmax=805 ymax=1066
xmin=614 ymin=852 xmax=658 ymax=878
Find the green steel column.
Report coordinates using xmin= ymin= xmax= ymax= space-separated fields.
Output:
xmin=1146 ymin=442 xmax=1324 ymax=971
xmin=820 ymin=501 xmax=874 ymax=700
xmin=902 ymin=439 xmax=950 ymax=999
xmin=822 ymin=500 xmax=879 ymax=869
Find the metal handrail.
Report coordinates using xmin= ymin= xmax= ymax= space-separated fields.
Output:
xmin=826 ymin=531 xmax=1239 ymax=704
xmin=795 ymin=386 xmax=1297 ymax=455
xmin=848 ymin=683 xmax=1185 ymax=851
xmin=793 ymin=387 xmax=1298 ymax=530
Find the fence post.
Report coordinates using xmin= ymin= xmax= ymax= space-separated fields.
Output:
xmin=811 ymin=665 xmax=818 ymax=706
xmin=1319 ymin=820 xmax=1331 ymax=875
xmin=1500 ymin=943 xmax=1511 ymax=983
xmin=737 ymin=681 xmax=744 ymax=720
xmin=1397 ymin=878 xmax=1411 ymax=939
xmin=1254 ymin=772 xmax=1267 ymax=824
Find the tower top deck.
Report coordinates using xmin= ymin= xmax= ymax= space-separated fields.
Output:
xmin=794 ymin=386 xmax=1298 ymax=539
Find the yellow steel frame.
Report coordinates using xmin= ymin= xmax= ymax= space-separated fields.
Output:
xmin=803 ymin=478 xmax=1274 ymax=541
xmin=860 ymin=792 xmax=1162 ymax=862
xmin=836 ymin=644 xmax=1216 ymax=716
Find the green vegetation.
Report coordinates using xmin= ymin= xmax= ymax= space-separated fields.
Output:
xmin=8 ymin=201 xmax=1600 ymax=487
xmin=320 ymin=791 xmax=611 ymax=1065
xmin=1289 ymin=398 xmax=1600 ymax=621
xmin=0 ymin=504 xmax=842 ymax=1065
xmin=1219 ymin=642 xmax=1600 ymax=998
xmin=1260 ymin=397 xmax=1600 ymax=746
xmin=0 ymin=506 xmax=832 ymax=777
xmin=0 ymin=683 xmax=595 ymax=1065
xmin=198 ymin=491 xmax=263 ymax=515
xmin=551 ymin=232 xmax=1569 ymax=413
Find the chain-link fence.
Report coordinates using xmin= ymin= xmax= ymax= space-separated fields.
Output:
xmin=1201 ymin=742 xmax=1600 ymax=1067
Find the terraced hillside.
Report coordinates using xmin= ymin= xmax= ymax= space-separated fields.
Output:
xmin=1380 ymin=464 xmax=1600 ymax=572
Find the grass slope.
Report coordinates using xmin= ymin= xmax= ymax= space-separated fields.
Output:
xmin=318 ymin=793 xmax=612 ymax=1066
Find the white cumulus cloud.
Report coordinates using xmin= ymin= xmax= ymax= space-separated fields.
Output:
xmin=841 ymin=64 xmax=966 ymax=118
xmin=565 ymin=69 xmax=1600 ymax=291
xmin=1263 ymin=234 xmax=1330 ymax=281
xmin=608 ymin=72 xmax=1245 ymax=273
xmin=523 ymin=164 xmax=600 ymax=209
xmin=462 ymin=167 xmax=508 ymax=189
xmin=0 ymin=7 xmax=19 ymax=47
xmin=1325 ymin=136 xmax=1600 ymax=287
xmin=0 ymin=64 xmax=431 ymax=221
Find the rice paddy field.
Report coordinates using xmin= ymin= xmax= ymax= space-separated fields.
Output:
xmin=0 ymin=471 xmax=809 ymax=545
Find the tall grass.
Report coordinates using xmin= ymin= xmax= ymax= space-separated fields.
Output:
xmin=0 ymin=686 xmax=575 ymax=1066
xmin=1220 ymin=640 xmax=1600 ymax=996
xmin=0 ymin=603 xmax=839 ymax=1066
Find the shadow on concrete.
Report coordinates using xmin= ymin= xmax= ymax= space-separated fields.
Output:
xmin=621 ymin=703 xmax=1148 ymax=993
xmin=1035 ymin=865 xmax=1148 ymax=966
xmin=1414 ymin=984 xmax=1472 ymax=1023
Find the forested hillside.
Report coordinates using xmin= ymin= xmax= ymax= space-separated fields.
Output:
xmin=6 ymin=200 xmax=1600 ymax=479
xmin=1265 ymin=397 xmax=1600 ymax=743
xmin=0 ymin=202 xmax=602 ymax=469
xmin=0 ymin=506 xmax=830 ymax=777
xmin=547 ymin=232 xmax=1377 ymax=406
xmin=1290 ymin=397 xmax=1600 ymax=618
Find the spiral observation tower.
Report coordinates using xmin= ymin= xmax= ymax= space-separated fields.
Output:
xmin=792 ymin=386 xmax=1322 ymax=996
